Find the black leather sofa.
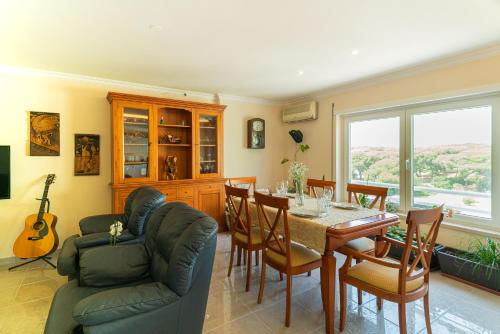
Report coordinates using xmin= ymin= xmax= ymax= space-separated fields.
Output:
xmin=57 ymin=187 xmax=165 ymax=278
xmin=45 ymin=202 xmax=218 ymax=334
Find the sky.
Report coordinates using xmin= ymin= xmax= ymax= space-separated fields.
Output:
xmin=350 ymin=105 xmax=492 ymax=148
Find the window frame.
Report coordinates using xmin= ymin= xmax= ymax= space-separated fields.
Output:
xmin=344 ymin=108 xmax=406 ymax=211
xmin=341 ymin=94 xmax=500 ymax=230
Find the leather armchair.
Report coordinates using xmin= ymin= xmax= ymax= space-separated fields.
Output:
xmin=57 ymin=187 xmax=165 ymax=277
xmin=45 ymin=202 xmax=218 ymax=334
xmin=79 ymin=186 xmax=166 ymax=236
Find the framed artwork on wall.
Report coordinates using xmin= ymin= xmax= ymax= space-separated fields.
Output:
xmin=29 ymin=111 xmax=60 ymax=156
xmin=74 ymin=134 xmax=100 ymax=176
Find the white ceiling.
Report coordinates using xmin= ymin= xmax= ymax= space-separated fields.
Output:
xmin=1 ymin=0 xmax=500 ymax=101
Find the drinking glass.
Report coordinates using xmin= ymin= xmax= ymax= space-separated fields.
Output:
xmin=316 ymin=197 xmax=328 ymax=215
xmin=323 ymin=188 xmax=334 ymax=202
xmin=280 ymin=180 xmax=288 ymax=195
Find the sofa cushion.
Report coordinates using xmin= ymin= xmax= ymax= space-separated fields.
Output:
xmin=73 ymin=282 xmax=180 ymax=326
xmin=79 ymin=244 xmax=150 ymax=287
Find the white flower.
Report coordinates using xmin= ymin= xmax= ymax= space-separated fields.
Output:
xmin=288 ymin=162 xmax=308 ymax=182
xmin=109 ymin=221 xmax=123 ymax=237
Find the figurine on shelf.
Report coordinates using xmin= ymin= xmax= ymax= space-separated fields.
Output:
xmin=167 ymin=134 xmax=182 ymax=144
xmin=160 ymin=116 xmax=164 ymax=124
xmin=165 ymin=155 xmax=178 ymax=180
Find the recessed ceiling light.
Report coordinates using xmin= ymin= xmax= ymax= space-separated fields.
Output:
xmin=351 ymin=49 xmax=360 ymax=56
xmin=148 ymin=24 xmax=163 ymax=32
xmin=298 ymin=70 xmax=304 ymax=76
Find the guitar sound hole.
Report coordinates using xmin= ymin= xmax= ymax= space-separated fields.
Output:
xmin=33 ymin=221 xmax=45 ymax=230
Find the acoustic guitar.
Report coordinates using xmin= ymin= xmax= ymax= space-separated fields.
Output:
xmin=13 ymin=174 xmax=59 ymax=259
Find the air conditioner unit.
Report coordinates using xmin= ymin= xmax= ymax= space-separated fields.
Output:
xmin=282 ymin=101 xmax=318 ymax=123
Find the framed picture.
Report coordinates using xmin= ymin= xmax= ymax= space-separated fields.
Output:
xmin=29 ymin=111 xmax=60 ymax=156
xmin=74 ymin=134 xmax=100 ymax=176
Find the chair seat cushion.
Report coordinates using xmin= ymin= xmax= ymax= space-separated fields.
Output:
xmin=344 ymin=238 xmax=374 ymax=253
xmin=266 ymin=242 xmax=321 ymax=267
xmin=347 ymin=260 xmax=424 ymax=293
xmin=234 ymin=228 xmax=262 ymax=245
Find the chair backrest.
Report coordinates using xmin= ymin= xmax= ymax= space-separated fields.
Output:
xmin=227 ymin=176 xmax=257 ymax=194
xmin=346 ymin=183 xmax=388 ymax=211
xmin=399 ymin=206 xmax=444 ymax=293
xmin=307 ymin=178 xmax=336 ymax=200
xmin=124 ymin=186 xmax=166 ymax=236
xmin=225 ymin=184 xmax=255 ymax=243
xmin=254 ymin=192 xmax=292 ymax=267
xmin=145 ymin=202 xmax=218 ymax=296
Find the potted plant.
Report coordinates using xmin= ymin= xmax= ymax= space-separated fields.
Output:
xmin=385 ymin=225 xmax=444 ymax=271
xmin=437 ymin=238 xmax=499 ymax=293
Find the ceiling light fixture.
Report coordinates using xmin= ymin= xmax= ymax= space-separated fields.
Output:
xmin=351 ymin=49 xmax=360 ymax=56
xmin=298 ymin=70 xmax=304 ymax=76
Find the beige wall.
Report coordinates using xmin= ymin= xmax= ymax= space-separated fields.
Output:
xmin=284 ymin=53 xmax=500 ymax=249
xmin=0 ymin=71 xmax=282 ymax=259
xmin=221 ymin=99 xmax=285 ymax=188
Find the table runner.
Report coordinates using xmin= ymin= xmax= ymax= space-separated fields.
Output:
xmin=232 ymin=197 xmax=382 ymax=254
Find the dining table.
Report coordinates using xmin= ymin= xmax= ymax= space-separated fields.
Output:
xmin=233 ymin=194 xmax=400 ymax=334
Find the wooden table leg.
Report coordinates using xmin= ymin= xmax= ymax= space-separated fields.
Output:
xmin=322 ymin=252 xmax=336 ymax=334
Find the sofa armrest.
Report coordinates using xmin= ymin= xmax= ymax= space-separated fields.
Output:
xmin=79 ymin=214 xmax=125 ymax=235
xmin=57 ymin=234 xmax=80 ymax=276
xmin=74 ymin=231 xmax=136 ymax=249
xmin=79 ymin=244 xmax=149 ymax=287
xmin=73 ymin=282 xmax=180 ymax=326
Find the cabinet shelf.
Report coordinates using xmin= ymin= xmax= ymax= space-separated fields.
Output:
xmin=200 ymin=126 xmax=216 ymax=129
xmin=200 ymin=144 xmax=217 ymax=147
xmin=124 ymin=143 xmax=148 ymax=146
xmin=125 ymin=161 xmax=148 ymax=165
xmin=200 ymin=160 xmax=216 ymax=163
xmin=158 ymin=124 xmax=191 ymax=128
xmin=158 ymin=143 xmax=192 ymax=147
xmin=124 ymin=122 xmax=148 ymax=126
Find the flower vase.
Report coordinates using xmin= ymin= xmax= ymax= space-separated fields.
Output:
xmin=295 ymin=180 xmax=305 ymax=206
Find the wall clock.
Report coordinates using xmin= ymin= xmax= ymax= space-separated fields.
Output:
xmin=247 ymin=118 xmax=265 ymax=149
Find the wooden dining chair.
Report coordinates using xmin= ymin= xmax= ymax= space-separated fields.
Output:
xmin=225 ymin=184 xmax=264 ymax=291
xmin=337 ymin=183 xmax=389 ymax=304
xmin=307 ymin=178 xmax=336 ymax=200
xmin=226 ymin=176 xmax=257 ymax=266
xmin=255 ymin=191 xmax=322 ymax=327
xmin=339 ymin=206 xmax=444 ymax=334
xmin=227 ymin=176 xmax=257 ymax=193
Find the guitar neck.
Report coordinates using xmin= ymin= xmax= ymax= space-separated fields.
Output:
xmin=36 ymin=183 xmax=51 ymax=221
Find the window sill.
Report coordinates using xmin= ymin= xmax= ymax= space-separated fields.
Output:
xmin=393 ymin=212 xmax=500 ymax=239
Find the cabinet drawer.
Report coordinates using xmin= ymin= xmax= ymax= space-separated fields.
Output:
xmin=178 ymin=186 xmax=194 ymax=198
xmin=160 ymin=187 xmax=177 ymax=200
xmin=197 ymin=183 xmax=222 ymax=193
xmin=175 ymin=197 xmax=194 ymax=207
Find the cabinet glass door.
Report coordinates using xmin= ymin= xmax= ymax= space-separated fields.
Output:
xmin=198 ymin=113 xmax=218 ymax=175
xmin=123 ymin=107 xmax=150 ymax=179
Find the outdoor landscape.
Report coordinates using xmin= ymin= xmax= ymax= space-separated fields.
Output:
xmin=351 ymin=143 xmax=491 ymax=217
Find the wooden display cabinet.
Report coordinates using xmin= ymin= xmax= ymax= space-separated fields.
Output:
xmin=107 ymin=92 xmax=227 ymax=230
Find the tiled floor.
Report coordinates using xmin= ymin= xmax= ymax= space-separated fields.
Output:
xmin=0 ymin=233 xmax=498 ymax=333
